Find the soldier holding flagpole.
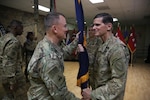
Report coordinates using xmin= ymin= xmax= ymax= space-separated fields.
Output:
xmin=27 ymin=12 xmax=81 ymax=100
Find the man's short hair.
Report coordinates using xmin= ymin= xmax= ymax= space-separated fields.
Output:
xmin=44 ymin=12 xmax=65 ymax=31
xmin=93 ymin=13 xmax=113 ymax=24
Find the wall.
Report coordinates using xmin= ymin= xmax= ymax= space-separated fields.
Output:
xmin=113 ymin=23 xmax=150 ymax=59
xmin=0 ymin=5 xmax=46 ymax=45
xmin=0 ymin=5 xmax=75 ymax=45
xmin=0 ymin=5 xmax=150 ymax=59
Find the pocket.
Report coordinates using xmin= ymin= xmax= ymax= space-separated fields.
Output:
xmin=44 ymin=66 xmax=66 ymax=99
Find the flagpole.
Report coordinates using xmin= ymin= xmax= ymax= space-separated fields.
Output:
xmin=130 ymin=52 xmax=133 ymax=67
xmin=50 ymin=0 xmax=56 ymax=12
xmin=34 ymin=0 xmax=39 ymax=38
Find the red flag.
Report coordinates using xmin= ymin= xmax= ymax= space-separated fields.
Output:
xmin=127 ymin=26 xmax=136 ymax=53
xmin=115 ymin=26 xmax=126 ymax=44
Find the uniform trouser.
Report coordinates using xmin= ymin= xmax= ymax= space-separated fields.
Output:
xmin=25 ymin=55 xmax=32 ymax=81
xmin=24 ymin=65 xmax=29 ymax=81
xmin=2 ymin=74 xmax=28 ymax=100
xmin=2 ymin=82 xmax=14 ymax=100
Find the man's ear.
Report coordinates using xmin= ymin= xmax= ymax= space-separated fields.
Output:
xmin=52 ymin=25 xmax=57 ymax=33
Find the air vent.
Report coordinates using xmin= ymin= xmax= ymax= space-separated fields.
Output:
xmin=97 ymin=6 xmax=110 ymax=10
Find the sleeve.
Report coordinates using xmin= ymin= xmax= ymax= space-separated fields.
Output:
xmin=62 ymin=38 xmax=78 ymax=59
xmin=40 ymin=58 xmax=79 ymax=100
xmin=91 ymin=45 xmax=129 ymax=100
xmin=3 ymin=40 xmax=19 ymax=76
xmin=2 ymin=40 xmax=20 ymax=84
xmin=15 ymin=53 xmax=26 ymax=87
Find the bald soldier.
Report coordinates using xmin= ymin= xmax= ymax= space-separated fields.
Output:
xmin=27 ymin=12 xmax=80 ymax=100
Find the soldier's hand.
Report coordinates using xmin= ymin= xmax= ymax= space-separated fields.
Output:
xmin=77 ymin=44 xmax=85 ymax=52
xmin=81 ymin=88 xmax=91 ymax=100
xmin=75 ymin=31 xmax=81 ymax=39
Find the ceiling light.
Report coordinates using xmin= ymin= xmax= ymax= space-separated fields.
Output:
xmin=89 ymin=0 xmax=104 ymax=4
xmin=32 ymin=5 xmax=50 ymax=12
xmin=113 ymin=18 xmax=118 ymax=22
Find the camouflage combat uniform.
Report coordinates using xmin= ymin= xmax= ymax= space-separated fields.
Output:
xmin=27 ymin=36 xmax=80 ymax=100
xmin=24 ymin=39 xmax=36 ymax=67
xmin=0 ymin=33 xmax=27 ymax=100
xmin=86 ymin=37 xmax=102 ymax=82
xmin=87 ymin=34 xmax=130 ymax=100
xmin=86 ymin=37 xmax=102 ymax=65
xmin=24 ymin=39 xmax=36 ymax=81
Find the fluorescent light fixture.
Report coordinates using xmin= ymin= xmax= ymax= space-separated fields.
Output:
xmin=32 ymin=5 xmax=50 ymax=12
xmin=89 ymin=0 xmax=104 ymax=4
xmin=113 ymin=18 xmax=118 ymax=22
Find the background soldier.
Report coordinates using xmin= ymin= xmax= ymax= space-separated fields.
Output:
xmin=86 ymin=26 xmax=102 ymax=65
xmin=0 ymin=20 xmax=27 ymax=100
xmin=24 ymin=32 xmax=36 ymax=82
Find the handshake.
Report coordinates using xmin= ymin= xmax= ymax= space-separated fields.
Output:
xmin=81 ymin=88 xmax=92 ymax=100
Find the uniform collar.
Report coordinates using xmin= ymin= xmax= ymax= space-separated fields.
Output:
xmin=44 ymin=36 xmax=63 ymax=55
xmin=98 ymin=34 xmax=114 ymax=53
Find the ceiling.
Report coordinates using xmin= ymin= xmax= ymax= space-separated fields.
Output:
xmin=0 ymin=0 xmax=150 ymax=26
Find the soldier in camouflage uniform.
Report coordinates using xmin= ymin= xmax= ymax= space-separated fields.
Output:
xmin=0 ymin=20 xmax=27 ymax=100
xmin=86 ymin=26 xmax=102 ymax=86
xmin=24 ymin=32 xmax=36 ymax=82
xmin=86 ymin=26 xmax=102 ymax=65
xmin=27 ymin=12 xmax=80 ymax=100
xmin=80 ymin=13 xmax=130 ymax=100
